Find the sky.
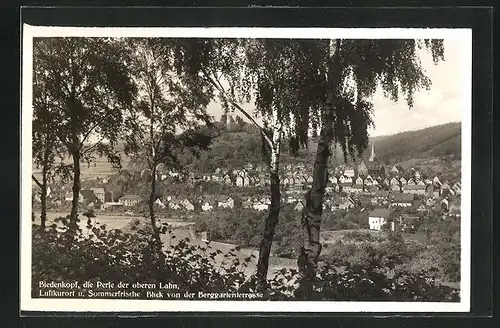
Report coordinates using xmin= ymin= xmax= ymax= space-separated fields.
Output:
xmin=206 ymin=38 xmax=468 ymax=138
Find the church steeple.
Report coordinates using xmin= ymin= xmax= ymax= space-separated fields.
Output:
xmin=369 ymin=142 xmax=376 ymax=162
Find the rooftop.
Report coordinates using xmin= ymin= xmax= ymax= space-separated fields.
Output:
xmin=369 ymin=208 xmax=394 ymax=218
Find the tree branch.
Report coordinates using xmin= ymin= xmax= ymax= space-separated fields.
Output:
xmin=32 ymin=175 xmax=43 ymax=188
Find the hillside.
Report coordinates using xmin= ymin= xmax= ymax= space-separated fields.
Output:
xmin=33 ymin=121 xmax=462 ymax=179
xmin=366 ymin=122 xmax=461 ymax=164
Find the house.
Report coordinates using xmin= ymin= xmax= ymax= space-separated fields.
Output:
xmin=119 ymin=194 xmax=142 ymax=207
xmin=90 ymin=188 xmax=106 ymax=203
xmin=64 ymin=191 xmax=83 ymax=203
xmin=448 ymin=203 xmax=461 ymax=217
xmin=257 ymin=178 xmax=266 ymax=187
xmin=218 ymin=196 xmax=234 ymax=209
xmin=341 ymin=183 xmax=354 ymax=193
xmin=335 ymin=196 xmax=356 ymax=210
xmin=425 ymin=184 xmax=436 ymax=198
xmin=390 ymin=165 xmax=402 ymax=175
xmin=390 ymin=177 xmax=400 ymax=187
xmin=253 ymin=202 xmax=269 ymax=211
xmin=325 ymin=181 xmax=339 ymax=193
xmin=344 ymin=167 xmax=356 ymax=177
xmin=372 ymin=190 xmax=390 ymax=205
xmin=441 ymin=198 xmax=449 ymax=211
xmin=433 ymin=176 xmax=442 ymax=187
xmin=389 ymin=192 xmax=415 ymax=207
xmin=368 ymin=208 xmax=394 ymax=231
xmin=235 ymin=175 xmax=244 ymax=187
xmin=357 ymin=160 xmax=369 ymax=177
xmin=80 ymin=189 xmax=102 ymax=208
xmin=223 ymin=173 xmax=233 ymax=186
xmin=341 ymin=176 xmax=353 ymax=184
xmin=169 ymin=199 xmax=182 ymax=210
xmin=391 ymin=184 xmax=402 ymax=192
xmin=407 ymin=178 xmax=416 ymax=185
xmin=351 ymin=184 xmax=364 ymax=193
xmin=294 ymin=201 xmax=304 ymax=211
xmin=180 ymin=198 xmax=195 ymax=211
xmin=154 ymin=198 xmax=166 ymax=209
xmin=355 ymin=176 xmax=364 ymax=185
xmin=402 ymin=184 xmax=426 ymax=195
xmin=400 ymin=177 xmax=407 ymax=185
xmin=440 ymin=182 xmax=452 ymax=197
xmin=365 ymin=161 xmax=385 ymax=178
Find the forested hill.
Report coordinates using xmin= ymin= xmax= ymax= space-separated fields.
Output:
xmin=175 ymin=120 xmax=462 ymax=172
xmin=40 ymin=120 xmax=460 ymax=178
xmin=367 ymin=122 xmax=461 ymax=164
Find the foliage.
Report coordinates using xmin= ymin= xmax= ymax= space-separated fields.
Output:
xmin=320 ymin=228 xmax=460 ymax=284
xmin=33 ymin=37 xmax=137 ymax=220
xmin=32 ymin=216 xmax=458 ymax=302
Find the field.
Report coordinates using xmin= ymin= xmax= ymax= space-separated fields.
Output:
xmin=32 ymin=155 xmax=127 ymax=179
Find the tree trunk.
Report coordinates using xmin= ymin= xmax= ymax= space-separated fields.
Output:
xmin=256 ymin=171 xmax=280 ymax=291
xmin=70 ymin=150 xmax=81 ymax=224
xmin=40 ymin=165 xmax=48 ymax=228
xmin=40 ymin=141 xmax=51 ymax=228
xmin=297 ymin=40 xmax=341 ymax=297
xmin=256 ymin=106 xmax=282 ymax=291
xmin=296 ymin=94 xmax=335 ymax=297
xmin=149 ymin=166 xmax=162 ymax=253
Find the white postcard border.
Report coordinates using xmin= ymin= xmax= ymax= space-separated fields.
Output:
xmin=20 ymin=25 xmax=472 ymax=313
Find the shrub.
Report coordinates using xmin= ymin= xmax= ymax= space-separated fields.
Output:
xmin=32 ymin=215 xmax=459 ymax=301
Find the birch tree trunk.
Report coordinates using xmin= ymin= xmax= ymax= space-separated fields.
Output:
xmin=149 ymin=164 xmax=162 ymax=253
xmin=256 ymin=107 xmax=282 ymax=291
xmin=297 ymin=39 xmax=340 ymax=297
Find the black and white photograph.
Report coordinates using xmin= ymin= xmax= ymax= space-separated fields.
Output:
xmin=21 ymin=26 xmax=471 ymax=312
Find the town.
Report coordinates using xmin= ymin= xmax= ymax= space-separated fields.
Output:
xmin=33 ymin=140 xmax=461 ymax=235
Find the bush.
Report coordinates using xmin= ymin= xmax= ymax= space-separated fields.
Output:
xmin=32 ymin=215 xmax=459 ymax=301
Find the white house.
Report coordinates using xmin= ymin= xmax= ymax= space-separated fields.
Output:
xmin=180 ymin=198 xmax=195 ymax=211
xmin=253 ymin=202 xmax=268 ymax=211
xmin=154 ymin=198 xmax=166 ymax=208
xmin=344 ymin=167 xmax=356 ymax=177
xmin=118 ymin=194 xmax=142 ymax=207
xmin=218 ymin=196 xmax=234 ymax=209
xmin=294 ymin=202 xmax=304 ymax=211
xmin=202 ymin=202 xmax=214 ymax=211
xmin=236 ymin=175 xmax=244 ymax=187
xmin=368 ymin=208 xmax=394 ymax=231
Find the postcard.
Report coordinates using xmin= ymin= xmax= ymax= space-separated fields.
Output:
xmin=21 ymin=25 xmax=471 ymax=312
